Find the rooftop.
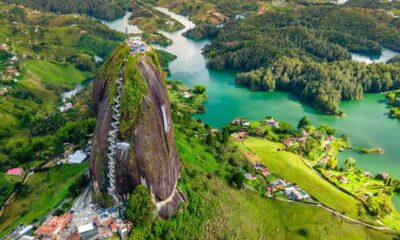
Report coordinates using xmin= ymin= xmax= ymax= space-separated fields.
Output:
xmin=68 ymin=150 xmax=86 ymax=164
xmin=6 ymin=167 xmax=23 ymax=175
xmin=78 ymin=223 xmax=95 ymax=233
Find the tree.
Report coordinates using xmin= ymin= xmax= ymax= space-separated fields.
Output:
xmin=75 ymin=56 xmax=95 ymax=72
xmin=205 ymin=133 xmax=214 ymax=145
xmin=10 ymin=145 xmax=33 ymax=163
xmin=0 ymin=126 xmax=12 ymax=139
xmin=319 ymin=124 xmax=336 ymax=135
xmin=277 ymin=121 xmax=292 ymax=134
xmin=193 ymin=85 xmax=206 ymax=94
xmin=126 ymin=185 xmax=156 ymax=227
xmin=229 ymin=171 xmax=245 ymax=189
xmin=10 ymin=7 xmax=26 ymax=22
xmin=344 ymin=158 xmax=356 ymax=171
xmin=298 ymin=116 xmax=311 ymax=129
xmin=14 ymin=182 xmax=30 ymax=199
xmin=67 ymin=183 xmax=79 ymax=198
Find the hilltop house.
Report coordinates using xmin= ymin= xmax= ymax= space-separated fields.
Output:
xmin=242 ymin=121 xmax=250 ymax=128
xmin=127 ymin=36 xmax=145 ymax=54
xmin=337 ymin=175 xmax=349 ymax=184
xmin=270 ymin=179 xmax=287 ymax=191
xmin=265 ymin=118 xmax=279 ymax=128
xmin=297 ymin=136 xmax=307 ymax=143
xmin=377 ymin=172 xmax=390 ymax=181
xmin=283 ymin=139 xmax=293 ymax=147
xmin=183 ymin=91 xmax=192 ymax=99
xmin=244 ymin=173 xmax=256 ymax=180
xmin=253 ymin=162 xmax=270 ymax=177
xmin=68 ymin=150 xmax=87 ymax=164
xmin=9 ymin=56 xmax=18 ymax=64
xmin=283 ymin=186 xmax=309 ymax=201
xmin=5 ymin=69 xmax=17 ymax=75
xmin=325 ymin=135 xmax=335 ymax=144
xmin=318 ymin=155 xmax=330 ymax=165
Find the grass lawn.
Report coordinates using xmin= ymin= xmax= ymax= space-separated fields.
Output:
xmin=0 ymin=164 xmax=88 ymax=237
xmin=175 ymin=127 xmax=226 ymax=176
xmin=24 ymin=60 xmax=94 ymax=90
xmin=239 ymin=137 xmax=366 ymax=221
xmin=205 ymin=178 xmax=395 ymax=240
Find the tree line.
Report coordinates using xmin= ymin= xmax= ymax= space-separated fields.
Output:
xmin=236 ymin=58 xmax=400 ymax=114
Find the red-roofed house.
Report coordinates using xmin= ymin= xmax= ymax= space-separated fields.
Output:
xmin=110 ymin=223 xmax=118 ymax=233
xmin=6 ymin=168 xmax=23 ymax=175
xmin=283 ymin=139 xmax=293 ymax=147
xmin=36 ymin=213 xmax=73 ymax=238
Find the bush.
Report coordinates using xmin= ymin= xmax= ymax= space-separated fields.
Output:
xmin=53 ymin=208 xmax=65 ymax=216
xmin=193 ymin=85 xmax=206 ymax=94
xmin=126 ymin=185 xmax=156 ymax=227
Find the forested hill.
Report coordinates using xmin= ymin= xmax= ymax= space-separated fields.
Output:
xmin=199 ymin=5 xmax=400 ymax=114
xmin=203 ymin=6 xmax=400 ymax=71
xmin=3 ymin=0 xmax=132 ymax=21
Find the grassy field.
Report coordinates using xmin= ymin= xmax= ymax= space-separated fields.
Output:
xmin=239 ymin=137 xmax=367 ymax=221
xmin=203 ymin=178 xmax=394 ymax=240
xmin=0 ymin=164 xmax=88 ymax=237
xmin=24 ymin=60 xmax=94 ymax=90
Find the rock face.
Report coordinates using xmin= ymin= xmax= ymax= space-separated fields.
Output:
xmin=90 ymin=46 xmax=182 ymax=218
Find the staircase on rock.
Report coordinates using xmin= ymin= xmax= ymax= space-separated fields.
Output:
xmin=106 ymin=58 xmax=126 ymax=205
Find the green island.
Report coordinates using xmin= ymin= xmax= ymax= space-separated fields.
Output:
xmin=0 ymin=0 xmax=400 ymax=239
xmin=130 ymin=2 xmax=185 ymax=33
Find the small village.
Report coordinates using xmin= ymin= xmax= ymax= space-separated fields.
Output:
xmin=3 ymin=143 xmax=134 ymax=240
xmin=0 ymin=43 xmax=22 ymax=96
xmin=228 ymin=116 xmax=398 ymax=218
xmin=245 ymin=161 xmax=312 ymax=202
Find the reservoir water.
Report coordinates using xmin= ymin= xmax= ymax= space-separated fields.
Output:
xmin=351 ymin=48 xmax=398 ymax=64
xmin=102 ymin=11 xmax=400 ymax=181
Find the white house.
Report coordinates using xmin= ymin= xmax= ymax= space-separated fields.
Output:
xmin=183 ymin=91 xmax=192 ymax=99
xmin=9 ymin=56 xmax=18 ymax=63
xmin=68 ymin=150 xmax=87 ymax=164
xmin=284 ymin=186 xmax=309 ymax=201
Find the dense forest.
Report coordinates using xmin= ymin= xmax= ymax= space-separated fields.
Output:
xmin=236 ymin=58 xmax=400 ymax=114
xmin=203 ymin=6 xmax=400 ymax=71
xmin=4 ymin=0 xmax=132 ymax=20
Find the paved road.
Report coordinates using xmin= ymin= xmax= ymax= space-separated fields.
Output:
xmin=61 ymin=185 xmax=95 ymax=239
